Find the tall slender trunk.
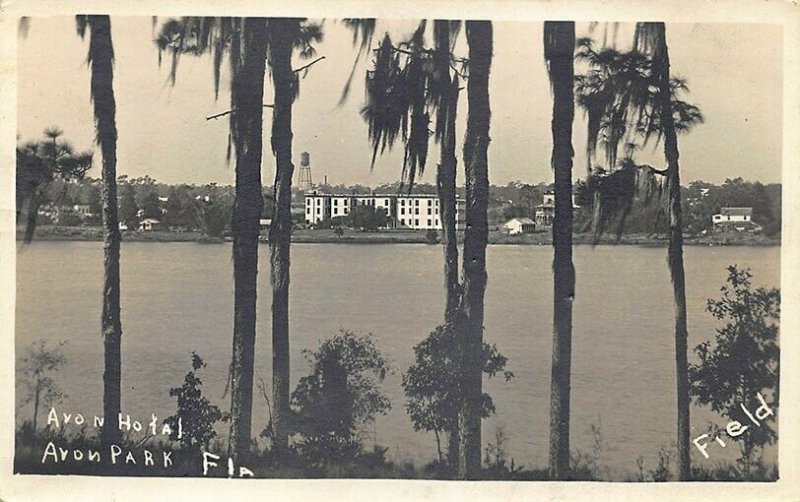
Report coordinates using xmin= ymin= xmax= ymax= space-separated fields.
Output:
xmin=458 ymin=20 xmax=492 ymax=480
xmin=545 ymin=21 xmax=576 ymax=480
xmin=268 ymin=17 xmax=296 ymax=452
xmin=87 ymin=16 xmax=122 ymax=447
xmin=434 ymin=20 xmax=461 ymax=468
xmin=32 ymin=383 xmax=40 ymax=433
xmin=649 ymin=22 xmax=691 ymax=480
xmin=433 ymin=20 xmax=461 ymax=328
xmin=229 ymin=17 xmax=268 ymax=458
xmin=447 ymin=426 xmax=459 ymax=468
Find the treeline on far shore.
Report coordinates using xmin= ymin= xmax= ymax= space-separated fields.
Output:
xmin=17 ymin=224 xmax=780 ymax=247
xmin=26 ymin=175 xmax=781 ymax=241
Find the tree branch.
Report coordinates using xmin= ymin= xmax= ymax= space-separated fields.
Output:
xmin=450 ymin=64 xmax=468 ymax=79
xmin=293 ymin=56 xmax=326 ymax=74
xmin=205 ymin=105 xmax=274 ymax=121
xmin=639 ymin=164 xmax=669 ymax=176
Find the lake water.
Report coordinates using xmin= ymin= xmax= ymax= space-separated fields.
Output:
xmin=15 ymin=241 xmax=780 ymax=478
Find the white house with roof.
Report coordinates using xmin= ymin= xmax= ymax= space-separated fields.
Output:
xmin=138 ymin=218 xmax=162 ymax=231
xmin=535 ymin=191 xmax=580 ymax=228
xmin=712 ymin=207 xmax=761 ymax=233
xmin=504 ymin=217 xmax=536 ymax=235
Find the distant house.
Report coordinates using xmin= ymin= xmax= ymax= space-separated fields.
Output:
xmin=534 ymin=191 xmax=580 ymax=228
xmin=712 ymin=207 xmax=761 ymax=233
xmin=504 ymin=217 xmax=536 ymax=235
xmin=119 ymin=222 xmax=128 ymax=231
xmin=139 ymin=218 xmax=162 ymax=231
xmin=73 ymin=204 xmax=93 ymax=218
xmin=259 ymin=218 xmax=272 ymax=230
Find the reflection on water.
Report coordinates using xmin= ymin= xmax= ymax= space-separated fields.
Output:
xmin=15 ymin=241 xmax=780 ymax=477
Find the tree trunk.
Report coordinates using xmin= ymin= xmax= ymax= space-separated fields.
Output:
xmin=447 ymin=426 xmax=460 ymax=469
xmin=229 ymin=17 xmax=268 ymax=458
xmin=268 ymin=17 xmax=296 ymax=453
xmin=544 ymin=21 xmax=576 ymax=481
xmin=32 ymin=384 xmax=40 ymax=434
xmin=434 ymin=20 xmax=461 ymax=327
xmin=458 ymin=20 xmax=492 ymax=480
xmin=650 ymin=22 xmax=691 ymax=481
xmin=87 ymin=16 xmax=122 ymax=447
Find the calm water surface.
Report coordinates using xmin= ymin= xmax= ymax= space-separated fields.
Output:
xmin=15 ymin=241 xmax=780 ymax=477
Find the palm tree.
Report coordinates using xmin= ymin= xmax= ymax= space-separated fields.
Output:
xmin=21 ymin=16 xmax=123 ymax=446
xmin=633 ymin=22 xmax=692 ymax=480
xmin=349 ymin=18 xmax=464 ymax=466
xmin=156 ymin=17 xmax=322 ymax=455
xmin=544 ymin=21 xmax=575 ymax=480
xmin=432 ymin=20 xmax=462 ymax=327
xmin=16 ymin=128 xmax=93 ymax=243
xmin=267 ymin=17 xmax=297 ymax=452
xmin=227 ymin=17 xmax=269 ymax=458
xmin=76 ymin=15 xmax=123 ymax=446
xmin=156 ymin=17 xmax=268 ymax=457
xmin=574 ymin=23 xmax=703 ymax=481
xmin=458 ymin=19 xmax=492 ymax=480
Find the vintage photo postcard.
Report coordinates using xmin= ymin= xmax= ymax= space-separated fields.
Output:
xmin=1 ymin=0 xmax=799 ymax=500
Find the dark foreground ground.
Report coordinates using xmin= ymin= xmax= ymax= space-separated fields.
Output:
xmin=14 ymin=429 xmax=778 ymax=482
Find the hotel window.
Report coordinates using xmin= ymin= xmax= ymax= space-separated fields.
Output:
xmin=317 ymin=208 xmax=321 ymax=214
xmin=306 ymin=199 xmax=311 ymax=205
xmin=400 ymin=219 xmax=405 ymax=225
xmin=427 ymin=200 xmax=432 ymax=206
xmin=344 ymin=199 xmax=349 ymax=205
xmin=306 ymin=208 xmax=310 ymax=214
xmin=435 ymin=219 xmax=439 ymax=226
xmin=415 ymin=200 xmax=419 ymax=206
xmin=415 ymin=219 xmax=419 ymax=226
xmin=427 ymin=219 xmax=432 ymax=226
xmin=401 ymin=208 xmax=405 ymax=215
xmin=385 ymin=199 xmax=389 ymax=205
xmin=334 ymin=199 xmax=338 ymax=206
xmin=415 ymin=208 xmax=419 ymax=215
xmin=427 ymin=208 xmax=432 ymax=215
xmin=401 ymin=200 xmax=405 ymax=206
xmin=435 ymin=208 xmax=439 ymax=215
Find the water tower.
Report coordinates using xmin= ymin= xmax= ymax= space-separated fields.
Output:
xmin=297 ymin=152 xmax=313 ymax=190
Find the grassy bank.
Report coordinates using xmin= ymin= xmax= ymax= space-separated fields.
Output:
xmin=14 ymin=428 xmax=777 ymax=481
xmin=18 ymin=225 xmax=780 ymax=247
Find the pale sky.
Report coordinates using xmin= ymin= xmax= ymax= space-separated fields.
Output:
xmin=17 ymin=18 xmax=783 ymax=187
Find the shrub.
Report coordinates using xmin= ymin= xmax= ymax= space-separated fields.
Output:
xmin=402 ymin=323 xmax=513 ymax=466
xmin=689 ymin=266 xmax=780 ymax=475
xmin=291 ymin=330 xmax=392 ymax=465
xmin=18 ymin=339 xmax=68 ymax=442
xmin=165 ymin=353 xmax=228 ymax=452
xmin=425 ymin=229 xmax=439 ymax=244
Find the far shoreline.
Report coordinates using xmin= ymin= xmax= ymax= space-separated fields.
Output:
xmin=17 ymin=226 xmax=781 ymax=248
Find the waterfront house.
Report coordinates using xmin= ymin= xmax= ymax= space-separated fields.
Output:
xmin=712 ymin=207 xmax=761 ymax=233
xmin=72 ymin=204 xmax=93 ymax=218
xmin=139 ymin=218 xmax=162 ymax=231
xmin=503 ymin=217 xmax=536 ymax=235
xmin=535 ymin=191 xmax=580 ymax=229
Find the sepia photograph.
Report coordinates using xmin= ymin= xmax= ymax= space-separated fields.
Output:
xmin=3 ymin=0 xmax=799 ymax=499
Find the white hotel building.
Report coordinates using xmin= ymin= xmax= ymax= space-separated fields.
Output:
xmin=305 ymin=191 xmax=466 ymax=230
